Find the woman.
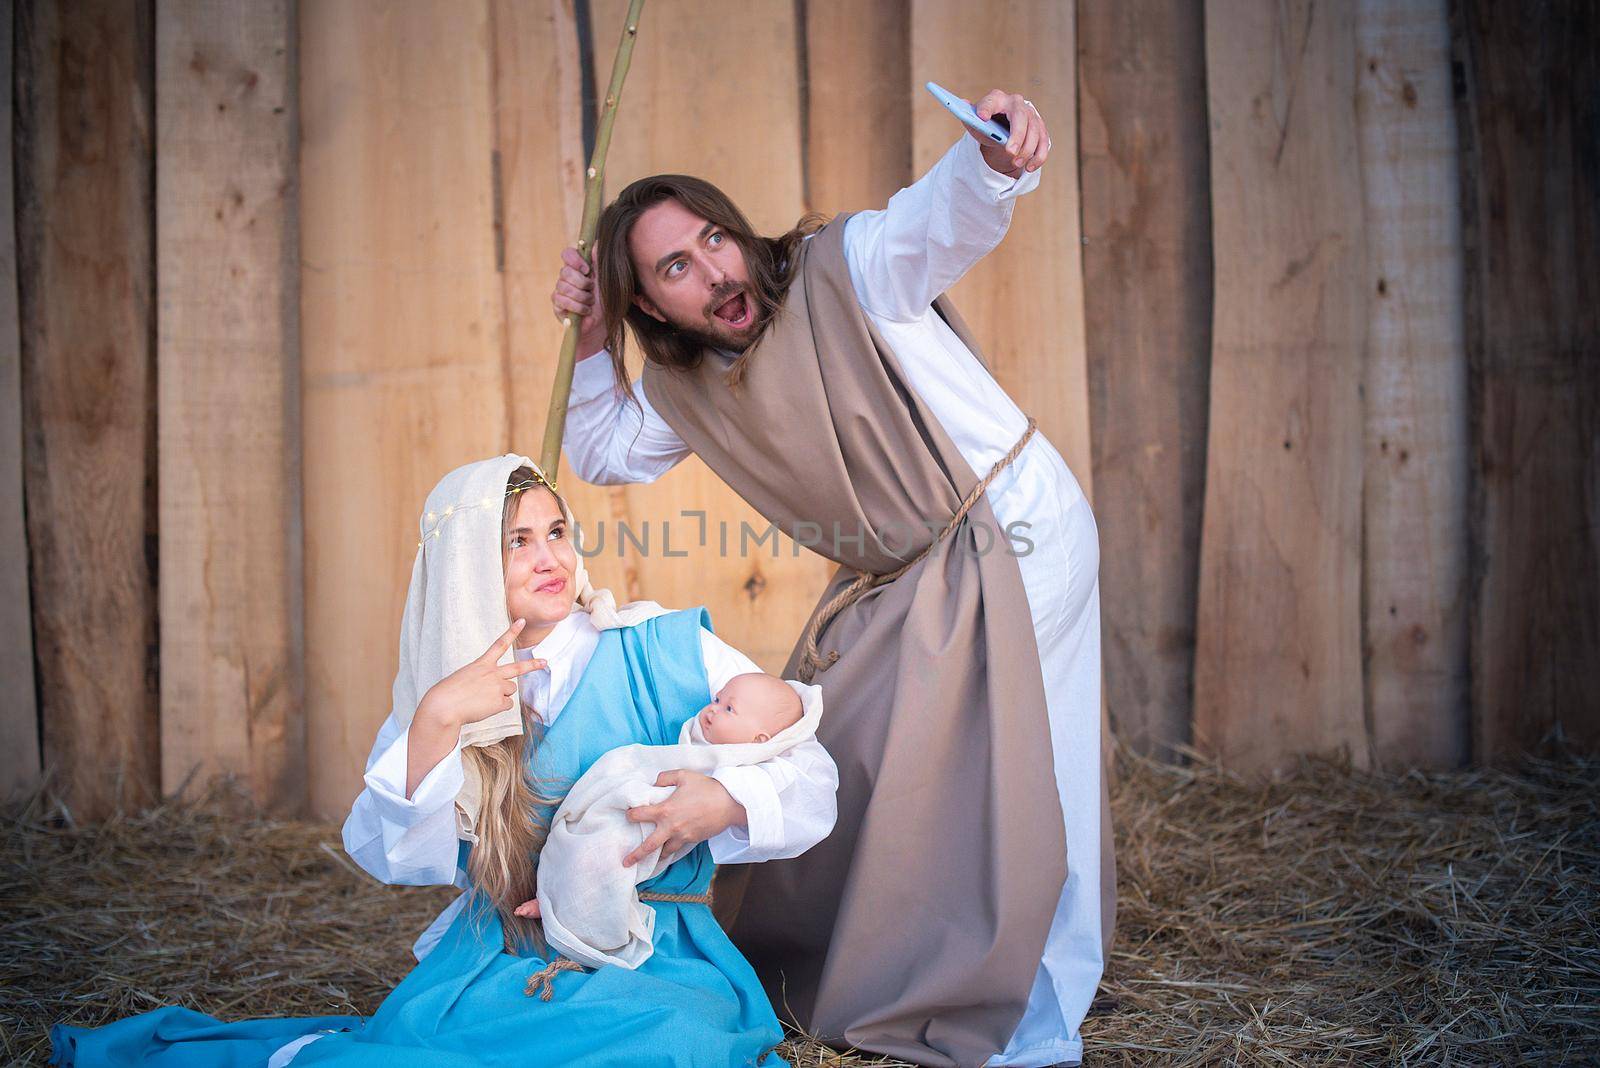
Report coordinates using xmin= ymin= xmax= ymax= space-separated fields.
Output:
xmin=50 ymin=454 xmax=838 ymax=1067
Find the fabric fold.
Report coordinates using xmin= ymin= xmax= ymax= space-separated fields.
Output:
xmin=640 ymin=215 xmax=1067 ymax=1065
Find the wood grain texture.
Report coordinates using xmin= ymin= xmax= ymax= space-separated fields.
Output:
xmin=1194 ymin=0 xmax=1369 ymax=774
xmin=300 ymin=2 xmax=509 ymax=817
xmin=490 ymin=0 xmax=641 ymax=608
xmin=1078 ymin=1 xmax=1211 ymax=760
xmin=801 ymin=0 xmax=911 ymax=216
xmin=587 ymin=0 xmax=832 ymax=673
xmin=0 ymin=7 xmax=41 ymax=800
xmin=157 ymin=0 xmax=305 ymax=811
xmin=909 ymin=0 xmax=1094 ymax=503
xmin=1451 ymin=0 xmax=1600 ymax=760
xmin=1356 ymin=0 xmax=1469 ymax=769
xmin=15 ymin=0 xmax=160 ymax=818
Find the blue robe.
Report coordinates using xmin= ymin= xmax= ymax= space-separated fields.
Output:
xmin=50 ymin=608 xmax=788 ymax=1068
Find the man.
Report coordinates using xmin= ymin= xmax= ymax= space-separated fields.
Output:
xmin=549 ymin=90 xmax=1111 ymax=1067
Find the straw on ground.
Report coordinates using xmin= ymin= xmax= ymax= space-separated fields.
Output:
xmin=3 ymin=748 xmax=1595 ymax=1065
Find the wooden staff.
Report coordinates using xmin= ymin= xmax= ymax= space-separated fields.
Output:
xmin=540 ymin=0 xmax=647 ymax=481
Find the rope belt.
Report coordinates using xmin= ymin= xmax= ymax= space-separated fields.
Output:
xmin=638 ymin=889 xmax=714 ymax=904
xmin=522 ymin=888 xmax=715 ymax=999
xmin=797 ymin=415 xmax=1039 ymax=684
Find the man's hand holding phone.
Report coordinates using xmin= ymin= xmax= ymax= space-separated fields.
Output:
xmin=927 ymin=81 xmax=1051 ymax=179
xmin=968 ymin=88 xmax=1051 ymax=178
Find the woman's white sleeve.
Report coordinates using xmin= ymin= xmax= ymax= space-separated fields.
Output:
xmin=562 ymin=352 xmax=693 ymax=486
xmin=341 ymin=710 xmax=468 ymax=887
xmin=696 ymin=629 xmax=840 ymax=863
xmin=841 ymin=134 xmax=1041 ymax=323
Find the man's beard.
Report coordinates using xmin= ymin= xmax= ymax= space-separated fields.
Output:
xmin=667 ymin=280 xmax=768 ymax=353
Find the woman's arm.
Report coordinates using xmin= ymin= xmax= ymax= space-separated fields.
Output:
xmin=696 ymin=629 xmax=839 ymax=863
xmin=840 ymin=133 xmax=1042 ymax=324
xmin=345 ymin=619 xmax=546 ymax=886
xmin=705 ymin=736 xmax=839 ymax=863
xmin=342 ymin=708 xmax=467 ymax=887
xmin=621 ymin=626 xmax=841 ymax=866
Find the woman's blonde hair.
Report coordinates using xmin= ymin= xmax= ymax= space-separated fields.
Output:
xmin=460 ymin=465 xmax=570 ymax=953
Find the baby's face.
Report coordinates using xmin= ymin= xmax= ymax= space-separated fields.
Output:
xmin=697 ymin=673 xmax=802 ymax=745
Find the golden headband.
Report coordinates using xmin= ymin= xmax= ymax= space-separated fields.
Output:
xmin=416 ymin=467 xmax=560 ymax=550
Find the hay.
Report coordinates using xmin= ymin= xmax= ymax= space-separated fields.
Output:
xmin=3 ymin=751 xmax=1596 ymax=1066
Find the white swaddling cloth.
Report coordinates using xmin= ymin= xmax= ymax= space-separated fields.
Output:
xmin=536 ymin=677 xmax=823 ymax=970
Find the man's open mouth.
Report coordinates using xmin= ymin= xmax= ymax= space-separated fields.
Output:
xmin=711 ymin=291 xmax=751 ymax=328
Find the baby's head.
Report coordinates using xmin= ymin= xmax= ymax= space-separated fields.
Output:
xmin=696 ymin=672 xmax=803 ymax=745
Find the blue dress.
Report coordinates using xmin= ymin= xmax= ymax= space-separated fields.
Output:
xmin=50 ymin=608 xmax=788 ymax=1068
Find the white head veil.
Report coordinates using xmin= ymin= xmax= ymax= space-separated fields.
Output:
xmin=388 ymin=452 xmax=671 ymax=837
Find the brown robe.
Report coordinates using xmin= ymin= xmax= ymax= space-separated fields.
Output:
xmin=642 ymin=214 xmax=1068 ymax=1066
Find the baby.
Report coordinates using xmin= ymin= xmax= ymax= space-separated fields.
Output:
xmin=693 ymin=671 xmax=804 ymax=745
xmin=523 ymin=671 xmax=820 ymax=970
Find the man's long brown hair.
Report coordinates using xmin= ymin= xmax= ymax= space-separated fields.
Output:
xmin=593 ymin=174 xmax=824 ymax=398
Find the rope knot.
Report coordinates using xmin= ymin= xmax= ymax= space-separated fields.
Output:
xmin=524 ymin=956 xmax=585 ymax=1000
xmin=795 ymin=416 xmax=1038 ymax=683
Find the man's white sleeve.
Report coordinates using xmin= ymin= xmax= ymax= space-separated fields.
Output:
xmin=562 ymin=352 xmax=693 ymax=485
xmin=841 ymin=134 xmax=1041 ymax=323
xmin=696 ymin=629 xmax=840 ymax=863
xmin=341 ymin=710 xmax=468 ymax=887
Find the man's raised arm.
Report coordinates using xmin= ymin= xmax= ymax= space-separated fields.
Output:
xmin=842 ymin=89 xmax=1051 ymax=323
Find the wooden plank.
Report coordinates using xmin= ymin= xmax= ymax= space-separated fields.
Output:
xmin=1194 ymin=0 xmax=1369 ymax=774
xmin=1077 ymin=1 xmax=1211 ymax=760
xmin=587 ymin=0 xmax=832 ymax=673
xmin=0 ymin=7 xmax=41 ymax=802
xmin=15 ymin=1 xmax=160 ymax=818
xmin=156 ymin=0 xmax=304 ymax=812
xmin=910 ymin=0 xmax=1113 ymax=786
xmin=801 ymin=0 xmax=911 ymax=216
xmin=910 ymin=0 xmax=1094 ymax=505
xmin=489 ymin=0 xmax=639 ymax=604
xmin=300 ymin=2 xmax=509 ymax=817
xmin=1451 ymin=0 xmax=1600 ymax=760
xmin=1356 ymin=0 xmax=1469 ymax=769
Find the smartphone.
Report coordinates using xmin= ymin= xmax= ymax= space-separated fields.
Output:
xmin=924 ymin=81 xmax=1011 ymax=145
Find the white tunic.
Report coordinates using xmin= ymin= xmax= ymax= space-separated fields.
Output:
xmin=342 ymin=606 xmax=840 ymax=962
xmin=561 ymin=134 xmax=1105 ymax=1067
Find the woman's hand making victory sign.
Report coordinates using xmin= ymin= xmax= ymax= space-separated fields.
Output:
xmin=418 ymin=617 xmax=548 ymax=729
xmin=969 ymin=88 xmax=1051 ymax=178
xmin=406 ymin=618 xmax=547 ymax=798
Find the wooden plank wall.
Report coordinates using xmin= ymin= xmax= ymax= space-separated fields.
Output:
xmin=299 ymin=2 xmax=512 ymax=816
xmin=0 ymin=6 xmax=41 ymax=801
xmin=1357 ymin=0 xmax=1469 ymax=769
xmin=12 ymin=1 xmax=1600 ymax=815
xmin=493 ymin=0 xmax=654 ymax=621
xmin=910 ymin=0 xmax=1094 ymax=503
xmin=587 ymin=0 xmax=834 ymax=677
xmin=1078 ymin=2 xmax=1212 ymax=760
xmin=1451 ymin=0 xmax=1600 ymax=761
xmin=490 ymin=0 xmax=594 ymax=531
xmin=1194 ymin=0 xmax=1369 ymax=774
xmin=15 ymin=0 xmax=160 ymax=819
xmin=802 ymin=0 xmax=911 ymax=216
xmin=156 ymin=0 xmax=305 ymax=812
